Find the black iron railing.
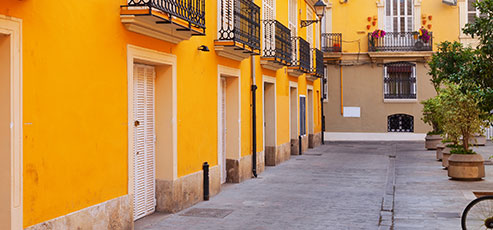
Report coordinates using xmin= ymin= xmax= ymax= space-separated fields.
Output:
xmin=321 ymin=33 xmax=342 ymax=52
xmin=262 ymin=20 xmax=291 ymax=64
xmin=313 ymin=48 xmax=324 ymax=77
xmin=125 ymin=0 xmax=206 ymax=30
xmin=368 ymin=32 xmax=433 ymax=52
xmin=217 ymin=0 xmax=260 ymax=52
xmin=290 ymin=37 xmax=310 ymax=72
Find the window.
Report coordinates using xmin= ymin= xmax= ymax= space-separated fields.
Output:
xmin=385 ymin=0 xmax=414 ymax=32
xmin=384 ymin=62 xmax=416 ymax=99
xmin=300 ymin=96 xmax=306 ymax=136
xmin=388 ymin=114 xmax=414 ymax=132
xmin=288 ymin=0 xmax=297 ymax=36
xmin=468 ymin=0 xmax=483 ymax=24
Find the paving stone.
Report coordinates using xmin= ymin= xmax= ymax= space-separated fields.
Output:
xmin=136 ymin=141 xmax=493 ymax=230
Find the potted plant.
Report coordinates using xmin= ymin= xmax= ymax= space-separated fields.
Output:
xmin=421 ymin=96 xmax=444 ymax=150
xmin=439 ymin=83 xmax=488 ymax=180
xmin=369 ymin=29 xmax=386 ymax=50
xmin=418 ymin=27 xmax=431 ymax=43
xmin=436 ymin=138 xmax=453 ymax=161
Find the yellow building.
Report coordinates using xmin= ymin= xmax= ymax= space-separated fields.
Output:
xmin=1 ymin=0 xmax=323 ymax=229
xmin=321 ymin=0 xmax=475 ymax=140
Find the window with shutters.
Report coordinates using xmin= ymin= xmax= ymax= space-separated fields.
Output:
xmin=263 ymin=0 xmax=276 ymax=52
xmin=383 ymin=62 xmax=416 ymax=99
xmin=288 ymin=0 xmax=297 ymax=36
xmin=385 ymin=0 xmax=414 ymax=32
xmin=306 ymin=8 xmax=314 ymax=70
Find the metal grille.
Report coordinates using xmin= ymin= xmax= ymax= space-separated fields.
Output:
xmin=368 ymin=32 xmax=433 ymax=52
xmin=262 ymin=20 xmax=292 ymax=64
xmin=313 ymin=48 xmax=324 ymax=78
xmin=218 ymin=0 xmax=261 ymax=52
xmin=290 ymin=37 xmax=310 ymax=72
xmin=321 ymin=33 xmax=342 ymax=52
xmin=126 ymin=0 xmax=206 ymax=30
xmin=384 ymin=62 xmax=416 ymax=99
xmin=387 ymin=114 xmax=414 ymax=132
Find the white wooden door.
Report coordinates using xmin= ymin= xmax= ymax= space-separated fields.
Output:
xmin=220 ymin=78 xmax=227 ymax=184
xmin=133 ymin=64 xmax=156 ymax=221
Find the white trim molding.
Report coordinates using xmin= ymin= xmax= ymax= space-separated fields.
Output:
xmin=217 ymin=64 xmax=242 ymax=163
xmin=126 ymin=45 xmax=178 ymax=195
xmin=262 ymin=75 xmax=277 ymax=150
xmin=0 ymin=14 xmax=23 ymax=230
xmin=324 ymin=132 xmax=426 ymax=141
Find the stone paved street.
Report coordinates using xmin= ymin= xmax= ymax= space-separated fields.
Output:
xmin=137 ymin=141 xmax=493 ymax=230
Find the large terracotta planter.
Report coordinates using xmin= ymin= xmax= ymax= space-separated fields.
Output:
xmin=442 ymin=147 xmax=451 ymax=169
xmin=448 ymin=154 xmax=485 ymax=180
xmin=469 ymin=135 xmax=487 ymax=146
xmin=425 ymin=134 xmax=443 ymax=150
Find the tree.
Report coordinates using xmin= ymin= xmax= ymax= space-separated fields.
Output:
xmin=439 ymin=82 xmax=488 ymax=151
xmin=421 ymin=96 xmax=444 ymax=135
xmin=462 ymin=0 xmax=493 ymax=111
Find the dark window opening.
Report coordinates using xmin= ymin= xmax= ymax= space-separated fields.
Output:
xmin=388 ymin=114 xmax=414 ymax=132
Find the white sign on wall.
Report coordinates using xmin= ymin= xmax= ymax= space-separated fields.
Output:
xmin=343 ymin=107 xmax=361 ymax=117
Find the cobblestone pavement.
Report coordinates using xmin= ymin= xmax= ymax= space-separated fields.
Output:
xmin=136 ymin=141 xmax=493 ymax=230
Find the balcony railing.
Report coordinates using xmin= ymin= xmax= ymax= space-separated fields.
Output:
xmin=321 ymin=33 xmax=342 ymax=52
xmin=262 ymin=20 xmax=291 ymax=65
xmin=125 ymin=0 xmax=205 ymax=31
xmin=368 ymin=32 xmax=433 ymax=52
xmin=289 ymin=37 xmax=310 ymax=73
xmin=217 ymin=0 xmax=260 ymax=52
xmin=313 ymin=48 xmax=324 ymax=78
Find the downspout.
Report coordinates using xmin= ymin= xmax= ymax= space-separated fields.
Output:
xmin=340 ymin=65 xmax=343 ymax=115
xmin=321 ymin=71 xmax=325 ymax=145
xmin=251 ymin=55 xmax=258 ymax=178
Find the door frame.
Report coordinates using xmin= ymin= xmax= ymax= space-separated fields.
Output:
xmin=288 ymin=81 xmax=298 ymax=141
xmin=0 ymin=15 xmax=23 ymax=230
xmin=262 ymin=75 xmax=277 ymax=152
xmin=127 ymin=45 xmax=177 ymax=207
xmin=217 ymin=65 xmax=241 ymax=183
xmin=307 ymin=85 xmax=314 ymax=135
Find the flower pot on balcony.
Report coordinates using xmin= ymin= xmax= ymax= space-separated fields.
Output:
xmin=425 ymin=134 xmax=442 ymax=150
xmin=442 ymin=146 xmax=451 ymax=169
xmin=468 ymin=134 xmax=487 ymax=146
xmin=448 ymin=154 xmax=485 ymax=180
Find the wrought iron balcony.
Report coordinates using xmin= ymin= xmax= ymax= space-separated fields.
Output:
xmin=120 ymin=0 xmax=205 ymax=43
xmin=321 ymin=33 xmax=342 ymax=52
xmin=307 ymin=48 xmax=323 ymax=81
xmin=368 ymin=32 xmax=433 ymax=52
xmin=287 ymin=37 xmax=310 ymax=76
xmin=313 ymin=48 xmax=324 ymax=78
xmin=261 ymin=20 xmax=292 ymax=68
xmin=215 ymin=0 xmax=261 ymax=60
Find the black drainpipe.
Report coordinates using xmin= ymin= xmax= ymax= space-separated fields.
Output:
xmin=321 ymin=72 xmax=326 ymax=145
xmin=251 ymin=55 xmax=258 ymax=178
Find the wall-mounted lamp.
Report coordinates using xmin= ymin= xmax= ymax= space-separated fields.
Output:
xmin=300 ymin=0 xmax=326 ymax=28
xmin=198 ymin=45 xmax=210 ymax=52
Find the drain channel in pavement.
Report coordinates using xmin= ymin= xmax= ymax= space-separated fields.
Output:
xmin=179 ymin=208 xmax=234 ymax=218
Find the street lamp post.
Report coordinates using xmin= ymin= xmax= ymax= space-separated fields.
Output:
xmin=314 ymin=0 xmax=326 ymax=145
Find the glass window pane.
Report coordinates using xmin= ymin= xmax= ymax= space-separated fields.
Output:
xmin=468 ymin=13 xmax=476 ymax=23
xmin=386 ymin=0 xmax=391 ymax=16
xmin=407 ymin=16 xmax=413 ymax=32
xmin=468 ymin=0 xmax=476 ymax=11
xmin=393 ymin=0 xmax=398 ymax=15
xmin=407 ymin=0 xmax=413 ymax=15
xmin=400 ymin=0 xmax=405 ymax=15
xmin=393 ymin=17 xmax=398 ymax=32
xmin=400 ymin=17 xmax=405 ymax=32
